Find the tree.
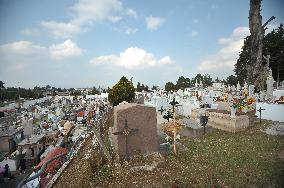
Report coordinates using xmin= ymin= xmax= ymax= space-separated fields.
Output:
xmin=263 ymin=24 xmax=284 ymax=85
xmin=91 ymin=87 xmax=100 ymax=95
xmin=248 ymin=0 xmax=263 ymax=86
xmin=136 ymin=82 xmax=142 ymax=92
xmin=108 ymin=76 xmax=135 ymax=106
xmin=191 ymin=74 xmax=203 ymax=86
xmin=165 ymin=82 xmax=176 ymax=92
xmin=46 ymin=85 xmax=51 ymax=91
xmin=235 ymin=24 xmax=284 ymax=87
xmin=151 ymin=85 xmax=158 ymax=90
xmin=0 ymin=81 xmax=5 ymax=89
xmin=203 ymin=74 xmax=213 ymax=86
xmin=176 ymin=76 xmax=190 ymax=90
xmin=234 ymin=36 xmax=250 ymax=85
xmin=225 ymin=75 xmax=238 ymax=86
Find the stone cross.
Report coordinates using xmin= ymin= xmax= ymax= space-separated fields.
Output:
xmin=113 ymin=119 xmax=138 ymax=161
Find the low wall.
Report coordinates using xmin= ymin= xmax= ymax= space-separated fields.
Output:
xmin=256 ymin=103 xmax=284 ymax=122
xmin=208 ymin=111 xmax=249 ymax=132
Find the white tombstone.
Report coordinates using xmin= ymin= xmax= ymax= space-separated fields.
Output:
xmin=249 ymin=85 xmax=255 ymax=97
xmin=259 ymin=91 xmax=266 ymax=102
xmin=237 ymin=81 xmax=241 ymax=91
xmin=243 ymin=82 xmax=248 ymax=89
xmin=266 ymin=70 xmax=274 ymax=100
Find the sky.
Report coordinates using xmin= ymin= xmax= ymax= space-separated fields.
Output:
xmin=0 ymin=0 xmax=283 ymax=89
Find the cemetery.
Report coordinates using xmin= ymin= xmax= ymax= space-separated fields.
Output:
xmin=0 ymin=67 xmax=283 ymax=187
xmin=0 ymin=0 xmax=284 ymax=187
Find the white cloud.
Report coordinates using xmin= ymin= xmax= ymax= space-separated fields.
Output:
xmin=126 ymin=8 xmax=137 ymax=18
xmin=90 ymin=47 xmax=174 ymax=69
xmin=125 ymin=27 xmax=138 ymax=35
xmin=107 ymin=16 xmax=122 ymax=22
xmin=145 ymin=16 xmax=165 ymax=30
xmin=41 ymin=21 xmax=81 ymax=38
xmin=20 ymin=28 xmax=40 ymax=36
xmin=40 ymin=0 xmax=127 ymax=38
xmin=218 ymin=37 xmax=232 ymax=45
xmin=191 ymin=31 xmax=198 ymax=37
xmin=197 ymin=26 xmax=249 ymax=74
xmin=49 ymin=40 xmax=83 ymax=60
xmin=0 ymin=41 xmax=46 ymax=54
xmin=71 ymin=0 xmax=123 ymax=25
xmin=232 ymin=27 xmax=250 ymax=37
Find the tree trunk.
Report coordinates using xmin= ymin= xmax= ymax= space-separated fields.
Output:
xmin=248 ymin=0 xmax=263 ymax=89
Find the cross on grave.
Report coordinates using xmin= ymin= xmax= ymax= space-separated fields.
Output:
xmin=158 ymin=106 xmax=166 ymax=115
xmin=257 ymin=107 xmax=265 ymax=125
xmin=163 ymin=111 xmax=173 ymax=122
xmin=113 ymin=119 xmax=138 ymax=161
xmin=200 ymin=115 xmax=209 ymax=135
xmin=170 ymin=98 xmax=179 ymax=113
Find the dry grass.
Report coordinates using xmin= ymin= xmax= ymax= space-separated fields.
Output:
xmin=54 ymin=120 xmax=284 ymax=188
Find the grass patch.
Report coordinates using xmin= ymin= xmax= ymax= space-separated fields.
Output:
xmin=95 ymin=120 xmax=284 ymax=187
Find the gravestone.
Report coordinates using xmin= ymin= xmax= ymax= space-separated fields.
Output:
xmin=109 ymin=103 xmax=158 ymax=160
xmin=266 ymin=69 xmax=274 ymax=100
xmin=249 ymin=85 xmax=255 ymax=97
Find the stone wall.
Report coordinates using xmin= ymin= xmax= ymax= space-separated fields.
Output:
xmin=208 ymin=111 xmax=250 ymax=132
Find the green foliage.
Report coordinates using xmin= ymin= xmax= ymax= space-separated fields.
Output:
xmin=235 ymin=24 xmax=284 ymax=84
xmin=90 ymin=87 xmax=101 ymax=95
xmin=234 ymin=36 xmax=250 ymax=85
xmin=225 ymin=75 xmax=238 ymax=86
xmin=191 ymin=74 xmax=213 ymax=87
xmin=136 ymin=82 xmax=149 ymax=92
xmin=0 ymin=81 xmax=5 ymax=89
xmin=70 ymin=90 xmax=81 ymax=96
xmin=263 ymin=23 xmax=284 ymax=83
xmin=165 ymin=82 xmax=176 ymax=92
xmin=0 ymin=87 xmax=44 ymax=101
xmin=176 ymin=76 xmax=191 ymax=90
xmin=108 ymin=76 xmax=135 ymax=106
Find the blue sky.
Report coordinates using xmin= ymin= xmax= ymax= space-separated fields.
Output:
xmin=0 ymin=0 xmax=283 ymax=89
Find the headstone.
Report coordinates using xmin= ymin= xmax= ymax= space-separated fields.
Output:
xmin=237 ymin=81 xmax=241 ymax=91
xmin=266 ymin=69 xmax=274 ymax=100
xmin=249 ymin=85 xmax=255 ymax=97
xmin=109 ymin=103 xmax=158 ymax=160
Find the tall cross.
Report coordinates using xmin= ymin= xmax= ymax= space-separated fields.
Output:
xmin=170 ymin=98 xmax=179 ymax=113
xmin=113 ymin=119 xmax=138 ymax=161
xmin=257 ymin=107 xmax=265 ymax=125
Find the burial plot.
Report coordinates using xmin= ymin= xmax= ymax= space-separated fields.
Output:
xmin=109 ymin=103 xmax=158 ymax=160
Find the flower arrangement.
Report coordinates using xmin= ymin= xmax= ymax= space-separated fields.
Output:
xmin=246 ymin=97 xmax=256 ymax=105
xmin=231 ymin=97 xmax=247 ymax=113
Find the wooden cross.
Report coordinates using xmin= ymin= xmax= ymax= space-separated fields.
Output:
xmin=113 ymin=119 xmax=138 ymax=161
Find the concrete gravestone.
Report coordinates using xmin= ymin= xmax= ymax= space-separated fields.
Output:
xmin=109 ymin=103 xmax=158 ymax=160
